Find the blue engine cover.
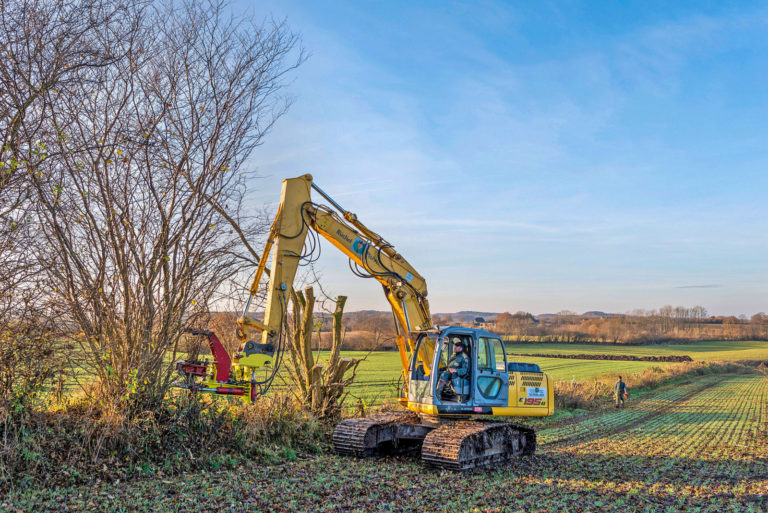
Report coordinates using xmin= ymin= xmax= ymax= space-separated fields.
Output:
xmin=507 ymin=361 xmax=542 ymax=373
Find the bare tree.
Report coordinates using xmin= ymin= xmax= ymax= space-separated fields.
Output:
xmin=2 ymin=0 xmax=303 ymax=409
xmin=0 ymin=0 xmax=143 ymax=409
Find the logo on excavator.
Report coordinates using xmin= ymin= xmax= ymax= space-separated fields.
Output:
xmin=352 ymin=237 xmax=367 ymax=256
xmin=336 ymin=229 xmax=353 ymax=243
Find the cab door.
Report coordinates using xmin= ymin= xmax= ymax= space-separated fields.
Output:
xmin=473 ymin=336 xmax=509 ymax=407
xmin=408 ymin=333 xmax=437 ymax=404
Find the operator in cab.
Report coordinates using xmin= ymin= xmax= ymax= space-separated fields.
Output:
xmin=436 ymin=339 xmax=469 ymax=396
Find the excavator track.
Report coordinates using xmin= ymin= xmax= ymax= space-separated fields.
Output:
xmin=332 ymin=411 xmax=422 ymax=457
xmin=421 ymin=420 xmax=536 ymax=471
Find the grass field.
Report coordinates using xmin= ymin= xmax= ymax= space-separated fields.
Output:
xmin=320 ymin=340 xmax=768 ymax=408
xmin=333 ymin=352 xmax=673 ymax=408
xmin=67 ymin=341 xmax=768 ymax=410
xmin=8 ymin=371 xmax=766 ymax=511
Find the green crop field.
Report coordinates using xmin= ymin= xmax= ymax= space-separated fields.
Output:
xmin=327 ymin=341 xmax=768 ymax=408
xmin=335 ymin=352 xmax=671 ymax=408
xmin=69 ymin=341 xmax=766 ymax=410
xmin=503 ymin=340 xmax=768 ymax=361
xmin=9 ymin=371 xmax=766 ymax=511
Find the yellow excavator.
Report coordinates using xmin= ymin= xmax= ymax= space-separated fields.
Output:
xmin=175 ymin=174 xmax=554 ymax=470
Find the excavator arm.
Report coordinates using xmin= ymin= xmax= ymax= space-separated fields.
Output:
xmin=236 ymin=174 xmax=432 ymax=380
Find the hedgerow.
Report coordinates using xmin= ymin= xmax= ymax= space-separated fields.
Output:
xmin=0 ymin=393 xmax=326 ymax=490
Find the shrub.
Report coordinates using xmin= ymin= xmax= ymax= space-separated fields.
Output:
xmin=0 ymin=318 xmax=64 ymax=412
xmin=0 ymin=392 xmax=327 ymax=490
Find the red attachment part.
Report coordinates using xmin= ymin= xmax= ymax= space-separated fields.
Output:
xmin=216 ymin=387 xmax=245 ymax=395
xmin=177 ymin=362 xmax=207 ymax=376
xmin=205 ymin=333 xmax=232 ymax=382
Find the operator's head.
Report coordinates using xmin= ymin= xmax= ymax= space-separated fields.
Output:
xmin=618 ymin=376 xmax=623 ymax=380
xmin=453 ymin=340 xmax=464 ymax=353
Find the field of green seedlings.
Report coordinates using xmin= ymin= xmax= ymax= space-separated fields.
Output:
xmin=8 ymin=371 xmax=765 ymax=511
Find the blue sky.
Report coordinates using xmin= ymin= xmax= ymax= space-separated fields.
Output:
xmin=239 ymin=1 xmax=767 ymax=316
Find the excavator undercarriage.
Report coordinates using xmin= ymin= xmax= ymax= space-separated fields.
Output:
xmin=332 ymin=412 xmax=536 ymax=471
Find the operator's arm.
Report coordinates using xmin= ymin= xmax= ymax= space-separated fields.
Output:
xmin=448 ymin=354 xmax=469 ymax=377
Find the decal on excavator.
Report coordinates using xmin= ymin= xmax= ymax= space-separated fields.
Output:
xmin=352 ymin=237 xmax=367 ymax=255
xmin=527 ymin=386 xmax=546 ymax=399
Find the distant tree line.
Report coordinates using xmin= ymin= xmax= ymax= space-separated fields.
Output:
xmin=495 ymin=306 xmax=768 ymax=344
xmin=331 ymin=307 xmax=768 ymax=349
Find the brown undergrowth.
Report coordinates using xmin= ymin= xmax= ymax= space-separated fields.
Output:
xmin=0 ymin=392 xmax=327 ymax=491
xmin=2 ymin=360 xmax=760 ymax=491
xmin=554 ymin=360 xmax=755 ymax=410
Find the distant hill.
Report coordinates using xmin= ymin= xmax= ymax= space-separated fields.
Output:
xmin=536 ymin=311 xmax=620 ymax=321
xmin=442 ymin=311 xmax=500 ymax=323
xmin=582 ymin=311 xmax=621 ymax=318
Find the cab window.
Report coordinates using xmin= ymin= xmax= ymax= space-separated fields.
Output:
xmin=478 ymin=337 xmax=506 ymax=372
xmin=438 ymin=335 xmax=471 ymax=368
xmin=491 ymin=338 xmax=506 ymax=371
xmin=477 ymin=338 xmax=492 ymax=371
xmin=411 ymin=334 xmax=436 ymax=381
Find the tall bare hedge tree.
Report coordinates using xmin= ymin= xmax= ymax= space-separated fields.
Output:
xmin=1 ymin=0 xmax=303 ymax=410
xmin=1 ymin=0 xmax=141 ymax=411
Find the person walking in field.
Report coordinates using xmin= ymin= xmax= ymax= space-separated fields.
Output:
xmin=614 ymin=376 xmax=629 ymax=408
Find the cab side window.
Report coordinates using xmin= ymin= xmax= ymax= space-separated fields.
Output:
xmin=411 ymin=336 xmax=435 ymax=381
xmin=478 ymin=337 xmax=506 ymax=372
xmin=491 ymin=338 xmax=506 ymax=371
xmin=477 ymin=338 xmax=492 ymax=371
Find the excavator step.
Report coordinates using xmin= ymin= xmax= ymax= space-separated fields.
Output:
xmin=420 ymin=421 xmax=536 ymax=471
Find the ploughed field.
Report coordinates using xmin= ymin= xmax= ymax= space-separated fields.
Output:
xmin=8 ymin=372 xmax=766 ymax=512
xmin=321 ymin=341 xmax=768 ymax=409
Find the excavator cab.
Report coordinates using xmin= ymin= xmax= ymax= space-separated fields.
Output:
xmin=408 ymin=328 xmax=513 ymax=413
